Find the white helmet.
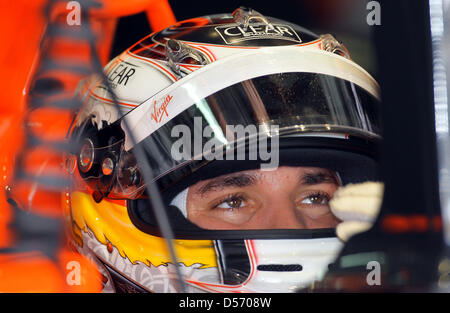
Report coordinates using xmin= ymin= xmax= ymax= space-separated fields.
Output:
xmin=66 ymin=7 xmax=381 ymax=293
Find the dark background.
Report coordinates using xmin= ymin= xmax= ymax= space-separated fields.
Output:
xmin=111 ymin=0 xmax=377 ymax=77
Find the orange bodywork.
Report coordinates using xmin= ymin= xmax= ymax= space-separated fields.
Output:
xmin=0 ymin=0 xmax=175 ymax=292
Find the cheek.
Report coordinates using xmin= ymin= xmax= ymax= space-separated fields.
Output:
xmin=187 ymin=215 xmax=222 ymax=229
xmin=304 ymin=211 xmax=341 ymax=228
xmin=186 ymin=212 xmax=249 ymax=230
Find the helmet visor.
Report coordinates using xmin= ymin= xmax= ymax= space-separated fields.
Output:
xmin=112 ymin=71 xmax=380 ymax=204
xmin=125 ymin=71 xmax=379 ymax=182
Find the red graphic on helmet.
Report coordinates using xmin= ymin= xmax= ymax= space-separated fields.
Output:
xmin=150 ymin=94 xmax=173 ymax=123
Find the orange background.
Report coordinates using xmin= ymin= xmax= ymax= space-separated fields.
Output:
xmin=0 ymin=0 xmax=175 ymax=292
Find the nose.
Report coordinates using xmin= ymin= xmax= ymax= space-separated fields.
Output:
xmin=264 ymin=199 xmax=305 ymax=229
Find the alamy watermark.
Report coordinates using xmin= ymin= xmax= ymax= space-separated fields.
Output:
xmin=66 ymin=1 xmax=81 ymax=26
xmin=66 ymin=260 xmax=81 ymax=286
xmin=366 ymin=261 xmax=381 ymax=286
xmin=367 ymin=1 xmax=381 ymax=26
xmin=170 ymin=117 xmax=280 ymax=170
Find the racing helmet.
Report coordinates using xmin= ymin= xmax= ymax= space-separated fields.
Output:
xmin=65 ymin=8 xmax=381 ymax=292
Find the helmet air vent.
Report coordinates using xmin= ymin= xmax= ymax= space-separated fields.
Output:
xmin=165 ymin=39 xmax=209 ymax=76
xmin=257 ymin=264 xmax=303 ymax=272
xmin=232 ymin=7 xmax=275 ymax=31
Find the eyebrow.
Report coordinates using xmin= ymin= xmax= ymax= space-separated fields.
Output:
xmin=301 ymin=171 xmax=339 ymax=186
xmin=197 ymin=173 xmax=257 ymax=196
xmin=195 ymin=169 xmax=339 ymax=197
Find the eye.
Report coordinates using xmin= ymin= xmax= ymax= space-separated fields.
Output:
xmin=300 ymin=192 xmax=330 ymax=205
xmin=214 ymin=195 xmax=246 ymax=210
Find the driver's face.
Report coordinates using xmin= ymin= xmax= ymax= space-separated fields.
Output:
xmin=186 ymin=166 xmax=341 ymax=230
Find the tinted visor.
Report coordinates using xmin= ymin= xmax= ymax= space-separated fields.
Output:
xmin=195 ymin=72 xmax=380 ymax=136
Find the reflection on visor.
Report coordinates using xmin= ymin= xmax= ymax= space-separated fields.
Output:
xmin=200 ymin=72 xmax=380 ymax=135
